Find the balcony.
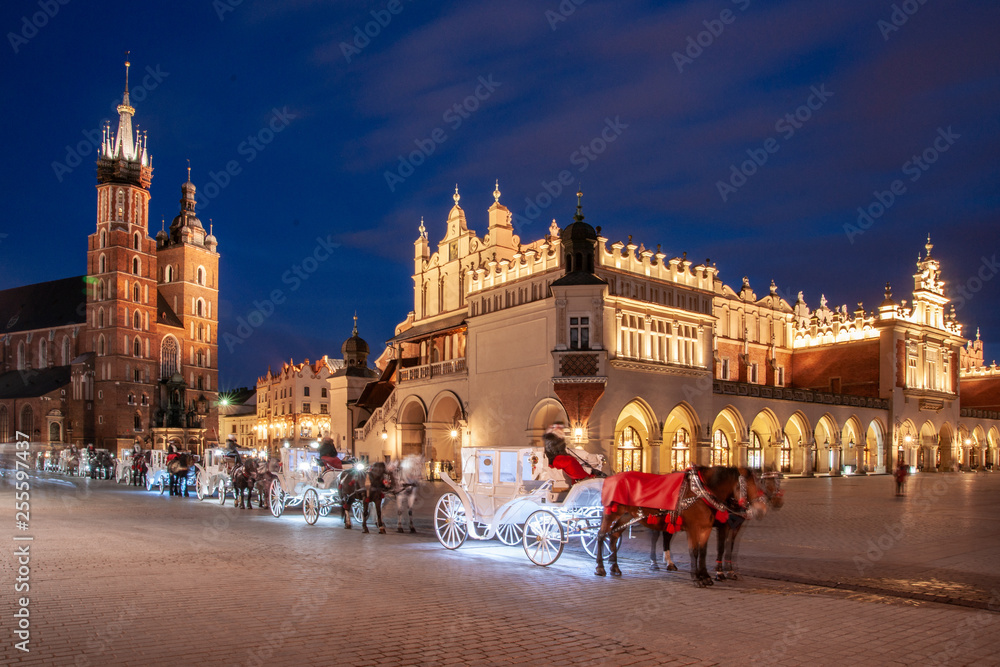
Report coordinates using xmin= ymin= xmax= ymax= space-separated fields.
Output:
xmin=397 ymin=358 xmax=467 ymax=383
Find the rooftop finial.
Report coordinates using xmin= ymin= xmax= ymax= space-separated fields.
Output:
xmin=160 ymin=215 xmax=165 ymax=232
xmin=353 ymin=311 xmax=358 ymax=336
xmin=186 ymin=158 xmax=191 ymax=183
xmin=493 ymin=179 xmax=501 ymax=203
xmin=124 ymin=51 xmax=130 ymax=93
xmin=574 ymin=187 xmax=584 ymax=223
xmin=209 ymin=219 xmax=213 ymax=235
xmin=885 ymin=282 xmax=892 ymax=299
xmin=977 ymin=327 xmax=981 ymax=341
xmin=418 ymin=216 xmax=426 ymax=238
xmin=453 ymin=184 xmax=460 ymax=205
xmin=925 ymin=233 xmax=933 ymax=258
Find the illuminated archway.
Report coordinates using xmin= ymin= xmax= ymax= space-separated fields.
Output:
xmin=613 ymin=399 xmax=657 ymax=473
xmin=711 ymin=406 xmax=745 ymax=468
xmin=662 ymin=403 xmax=699 ymax=472
xmin=784 ymin=412 xmax=811 ymax=474
xmin=748 ymin=409 xmax=781 ymax=470
xmin=813 ymin=413 xmax=839 ymax=474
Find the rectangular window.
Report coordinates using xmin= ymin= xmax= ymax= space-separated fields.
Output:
xmin=304 ymin=386 xmax=310 ymax=397
xmin=319 ymin=404 xmax=328 ymax=414
xmin=569 ymin=316 xmax=590 ymax=350
xmin=321 ymin=388 xmax=328 ymax=398
xmin=750 ymin=363 xmax=759 ymax=384
xmin=477 ymin=451 xmax=495 ymax=484
xmin=721 ymin=358 xmax=730 ymax=380
xmin=776 ymin=366 xmax=785 ymax=386
xmin=498 ymin=451 xmax=518 ymax=484
xmin=302 ymin=403 xmax=311 ymax=413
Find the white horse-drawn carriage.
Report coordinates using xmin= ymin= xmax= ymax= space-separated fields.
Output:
xmin=194 ymin=447 xmax=254 ymax=503
xmin=146 ymin=450 xmax=169 ymax=493
xmin=115 ymin=451 xmax=133 ymax=483
xmin=266 ymin=447 xmax=365 ymax=524
xmin=434 ymin=445 xmax=608 ymax=566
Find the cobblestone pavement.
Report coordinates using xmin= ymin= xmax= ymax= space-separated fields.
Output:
xmin=2 ymin=468 xmax=1000 ymax=666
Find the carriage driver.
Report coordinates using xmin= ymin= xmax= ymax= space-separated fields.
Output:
xmin=224 ymin=434 xmax=243 ymax=466
xmin=318 ymin=437 xmax=342 ymax=471
xmin=544 ymin=422 xmax=600 ymax=484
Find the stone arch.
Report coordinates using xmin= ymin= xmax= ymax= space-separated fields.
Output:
xmin=971 ymin=425 xmax=987 ymax=469
xmin=840 ymin=415 xmax=864 ymax=473
xmin=784 ymin=411 xmax=811 ymax=474
xmin=748 ymin=408 xmax=781 ymax=469
xmin=988 ymin=427 xmax=1000 ymax=469
xmin=938 ymin=422 xmax=956 ymax=471
xmin=397 ymin=395 xmax=428 ymax=459
xmin=813 ymin=413 xmax=839 ymax=474
xmin=427 ymin=390 xmax=466 ymax=465
xmin=526 ymin=398 xmax=569 ymax=448
xmin=613 ymin=398 xmax=658 ymax=473
xmin=917 ymin=421 xmax=937 ymax=470
xmin=711 ymin=406 xmax=746 ymax=468
xmin=865 ymin=419 xmax=887 ymax=473
xmin=662 ymin=402 xmax=699 ymax=472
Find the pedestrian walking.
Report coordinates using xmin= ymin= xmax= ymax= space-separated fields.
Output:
xmin=894 ymin=460 xmax=909 ymax=497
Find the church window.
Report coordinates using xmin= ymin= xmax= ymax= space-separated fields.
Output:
xmin=99 ymin=255 xmax=106 ymax=274
xmin=134 ymin=412 xmax=142 ymax=430
xmin=38 ymin=340 xmax=47 ymax=367
xmin=100 ymin=230 xmax=107 ymax=248
xmin=750 ymin=362 xmax=759 ymax=384
xmin=116 ymin=191 xmax=124 ymax=220
xmin=134 ymin=338 xmax=142 ymax=357
xmin=97 ymin=335 xmax=105 ymax=356
xmin=133 ymin=311 xmax=141 ymax=329
xmin=133 ymin=233 xmax=140 ymax=250
xmin=17 ymin=341 xmax=25 ymax=370
xmin=20 ymin=405 xmax=33 ymax=437
xmin=569 ymin=316 xmax=590 ymax=350
xmin=97 ymin=280 xmax=105 ymax=301
xmin=160 ymin=337 xmax=179 ymax=379
xmin=165 ymin=265 xmax=173 ymax=283
xmin=133 ymin=284 xmax=140 ymax=302
xmin=98 ymin=308 xmax=105 ymax=328
xmin=132 ymin=257 xmax=140 ymax=275
xmin=196 ymin=299 xmax=204 ymax=317
xmin=197 ymin=267 xmax=205 ymax=286
xmin=720 ymin=358 xmax=730 ymax=380
xmin=748 ymin=432 xmax=763 ymax=468
xmin=61 ymin=337 xmax=71 ymax=365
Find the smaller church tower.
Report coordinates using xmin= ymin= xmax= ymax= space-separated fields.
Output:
xmin=86 ymin=58 xmax=158 ymax=450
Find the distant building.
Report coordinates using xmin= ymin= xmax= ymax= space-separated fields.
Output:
xmin=254 ymin=319 xmax=377 ymax=455
xmin=217 ymin=387 xmax=257 ymax=451
xmin=0 ymin=61 xmax=219 ymax=455
xmin=351 ymin=184 xmax=1000 ymax=475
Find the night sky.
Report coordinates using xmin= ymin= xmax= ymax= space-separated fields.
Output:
xmin=2 ymin=0 xmax=998 ymax=391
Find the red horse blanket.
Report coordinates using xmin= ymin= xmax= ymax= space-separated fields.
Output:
xmin=601 ymin=471 xmax=685 ymax=511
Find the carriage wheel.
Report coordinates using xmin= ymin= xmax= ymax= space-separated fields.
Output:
xmin=351 ymin=499 xmax=364 ymax=525
xmin=269 ymin=479 xmax=284 ymax=518
xmin=196 ymin=474 xmax=207 ymax=501
xmin=434 ymin=493 xmax=468 ymax=550
xmin=303 ymin=489 xmax=320 ymax=525
xmin=158 ymin=477 xmax=166 ymax=495
xmin=496 ymin=522 xmax=524 ymax=546
xmin=580 ymin=532 xmax=611 ymax=559
xmin=523 ymin=510 xmax=564 ymax=566
xmin=319 ymin=502 xmax=332 ymax=518
xmin=218 ymin=483 xmax=227 ymax=505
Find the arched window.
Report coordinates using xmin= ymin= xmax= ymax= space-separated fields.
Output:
xmin=748 ymin=432 xmax=763 ymax=469
xmin=61 ymin=336 xmax=71 ymax=365
xmin=671 ymin=428 xmax=690 ymax=471
xmin=99 ymin=254 xmax=106 ymax=273
xmin=133 ymin=232 xmax=140 ymax=250
xmin=197 ymin=267 xmax=205 ymax=285
xmin=140 ymin=393 xmax=148 ymax=406
xmin=196 ymin=299 xmax=204 ymax=317
xmin=97 ymin=280 xmax=105 ymax=301
xmin=134 ymin=338 xmax=142 ymax=357
xmin=160 ymin=336 xmax=179 ymax=379
xmin=98 ymin=308 xmax=105 ymax=328
xmin=116 ymin=190 xmax=124 ymax=220
xmin=132 ymin=257 xmax=140 ymax=275
xmin=100 ymin=230 xmax=107 ymax=248
xmin=165 ymin=265 xmax=173 ymax=283
xmin=133 ymin=311 xmax=141 ymax=329
xmin=616 ymin=426 xmax=643 ymax=472
xmin=19 ymin=405 xmax=33 ymax=437
xmin=38 ymin=340 xmax=47 ymax=367
xmin=0 ymin=406 xmax=8 ymax=442
xmin=17 ymin=341 xmax=25 ymax=370
xmin=97 ymin=335 xmax=106 ymax=356
xmin=134 ymin=411 xmax=142 ymax=430
xmin=712 ymin=429 xmax=731 ymax=466
xmin=133 ymin=284 xmax=140 ymax=302
xmin=128 ymin=393 xmax=135 ymax=404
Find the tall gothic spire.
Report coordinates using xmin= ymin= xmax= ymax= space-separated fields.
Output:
xmin=113 ymin=54 xmax=137 ymax=161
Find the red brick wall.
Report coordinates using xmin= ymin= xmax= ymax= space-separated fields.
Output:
xmin=790 ymin=339 xmax=881 ymax=397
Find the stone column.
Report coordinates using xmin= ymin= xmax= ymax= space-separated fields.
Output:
xmin=831 ymin=445 xmax=842 ymax=476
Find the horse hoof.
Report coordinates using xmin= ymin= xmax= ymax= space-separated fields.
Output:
xmin=704 ymin=578 xmax=714 ymax=587
xmin=730 ymin=573 xmax=741 ymax=581
xmin=666 ymin=563 xmax=678 ymax=572
xmin=715 ymin=573 xmax=726 ymax=582
xmin=649 ymin=561 xmax=660 ymax=571
xmin=379 ymin=528 xmax=386 ymax=535
xmin=611 ymin=566 xmax=622 ymax=577
xmin=363 ymin=528 xmax=369 ymax=534
xmin=397 ymin=528 xmax=404 ymax=533
xmin=595 ymin=568 xmax=606 ymax=577
xmin=410 ymin=528 xmax=416 ymax=534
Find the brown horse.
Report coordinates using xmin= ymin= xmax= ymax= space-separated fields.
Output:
xmin=166 ymin=453 xmax=196 ymax=497
xmin=596 ymin=466 xmax=766 ymax=585
xmin=254 ymin=459 xmax=279 ymax=509
xmin=232 ymin=459 xmax=259 ymax=509
xmin=338 ymin=461 xmax=368 ymax=529
xmin=651 ymin=470 xmax=784 ymax=581
xmin=360 ymin=461 xmax=392 ymax=534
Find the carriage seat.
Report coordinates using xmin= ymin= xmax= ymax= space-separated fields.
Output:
xmin=550 ymin=454 xmax=592 ymax=482
xmin=320 ymin=456 xmax=343 ymax=471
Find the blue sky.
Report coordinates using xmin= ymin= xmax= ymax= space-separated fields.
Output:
xmin=1 ymin=0 xmax=998 ymax=389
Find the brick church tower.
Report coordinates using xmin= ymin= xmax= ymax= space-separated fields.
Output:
xmin=86 ymin=58 xmax=159 ymax=452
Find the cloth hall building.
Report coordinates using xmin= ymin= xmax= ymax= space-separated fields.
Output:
xmin=0 ymin=63 xmax=219 ymax=455
xmin=350 ymin=184 xmax=1000 ymax=476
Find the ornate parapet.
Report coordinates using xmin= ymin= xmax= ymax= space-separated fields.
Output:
xmin=712 ymin=379 xmax=890 ymax=410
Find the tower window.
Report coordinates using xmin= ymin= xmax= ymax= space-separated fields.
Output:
xmin=132 ymin=257 xmax=140 ymax=275
xmin=100 ymin=230 xmax=107 ymax=248
xmin=134 ymin=338 xmax=142 ymax=357
xmin=197 ymin=267 xmax=205 ymax=286
xmin=99 ymin=255 xmax=106 ymax=274
xmin=569 ymin=316 xmax=590 ymax=350
xmin=133 ymin=233 xmax=140 ymax=250
xmin=133 ymin=284 xmax=140 ymax=302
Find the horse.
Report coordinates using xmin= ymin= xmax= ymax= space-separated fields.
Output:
xmin=167 ymin=452 xmax=196 ymax=496
xmin=650 ymin=470 xmax=784 ymax=580
xmin=595 ymin=466 xmax=767 ymax=585
xmin=385 ymin=455 xmax=424 ymax=533
xmin=338 ymin=460 xmax=369 ymax=530
xmin=359 ymin=461 xmax=393 ymax=534
xmin=132 ymin=453 xmax=149 ymax=487
xmin=254 ymin=459 xmax=279 ymax=509
xmin=232 ymin=458 xmax=259 ymax=509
